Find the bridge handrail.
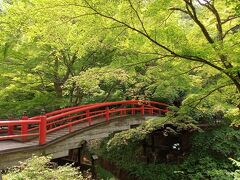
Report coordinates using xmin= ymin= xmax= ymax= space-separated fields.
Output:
xmin=0 ymin=100 xmax=168 ymax=145
xmin=0 ymin=120 xmax=40 ymax=126
xmin=43 ymin=100 xmax=167 ymax=136
xmin=46 ymin=100 xmax=168 ymax=122
xmin=0 ymin=118 xmax=47 ymax=144
xmin=44 ymin=104 xmax=96 ymax=117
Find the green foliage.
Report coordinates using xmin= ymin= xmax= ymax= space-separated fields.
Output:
xmin=95 ymin=164 xmax=116 ymax=180
xmin=96 ymin=119 xmax=240 ymax=179
xmin=64 ymin=67 xmax=130 ymax=102
xmin=3 ymin=155 xmax=84 ymax=180
xmin=106 ymin=117 xmax=199 ymax=151
xmin=230 ymin=158 xmax=240 ymax=179
xmin=0 ymin=0 xmax=239 ymax=118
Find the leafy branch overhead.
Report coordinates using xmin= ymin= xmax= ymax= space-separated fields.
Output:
xmin=0 ymin=0 xmax=238 ymax=121
xmin=78 ymin=0 xmax=240 ymax=92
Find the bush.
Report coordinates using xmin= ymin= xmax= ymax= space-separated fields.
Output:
xmin=3 ymin=155 xmax=84 ymax=180
xmin=230 ymin=158 xmax=240 ymax=180
xmin=96 ymin=118 xmax=240 ymax=179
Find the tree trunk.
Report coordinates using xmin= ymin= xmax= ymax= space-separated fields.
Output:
xmin=54 ymin=82 xmax=63 ymax=98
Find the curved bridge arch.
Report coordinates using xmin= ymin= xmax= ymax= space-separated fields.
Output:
xmin=0 ymin=100 xmax=168 ymax=145
xmin=0 ymin=100 xmax=168 ymax=169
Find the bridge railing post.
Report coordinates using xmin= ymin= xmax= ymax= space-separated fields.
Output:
xmin=8 ymin=125 xmax=14 ymax=135
xmin=159 ymin=110 xmax=162 ymax=116
xmin=123 ymin=105 xmax=126 ymax=115
xmin=131 ymin=108 xmax=135 ymax=116
xmin=21 ymin=123 xmax=28 ymax=142
xmin=68 ymin=124 xmax=72 ymax=133
xmin=39 ymin=116 xmax=47 ymax=145
xmin=150 ymin=108 xmax=154 ymax=115
xmin=141 ymin=105 xmax=145 ymax=116
xmin=132 ymin=104 xmax=136 ymax=116
xmin=86 ymin=110 xmax=93 ymax=125
xmin=105 ymin=107 xmax=110 ymax=121
xmin=21 ymin=113 xmax=29 ymax=142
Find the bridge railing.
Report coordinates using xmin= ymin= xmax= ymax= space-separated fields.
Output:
xmin=43 ymin=100 xmax=168 ymax=138
xmin=0 ymin=119 xmax=47 ymax=144
xmin=0 ymin=100 xmax=168 ymax=145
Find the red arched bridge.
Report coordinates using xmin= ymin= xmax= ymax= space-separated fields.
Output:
xmin=0 ymin=100 xmax=168 ymax=169
xmin=0 ymin=100 xmax=168 ymax=146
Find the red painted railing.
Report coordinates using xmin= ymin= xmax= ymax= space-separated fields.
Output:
xmin=0 ymin=100 xmax=168 ymax=145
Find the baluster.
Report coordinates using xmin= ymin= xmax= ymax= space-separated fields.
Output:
xmin=69 ymin=124 xmax=72 ymax=132
xmin=86 ymin=110 xmax=93 ymax=125
xmin=105 ymin=107 xmax=110 ymax=121
xmin=8 ymin=125 xmax=14 ymax=135
xmin=39 ymin=116 xmax=47 ymax=145
xmin=141 ymin=105 xmax=145 ymax=116
xmin=21 ymin=123 xmax=28 ymax=142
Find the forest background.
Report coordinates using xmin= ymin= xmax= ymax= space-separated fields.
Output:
xmin=0 ymin=0 xmax=239 ymax=125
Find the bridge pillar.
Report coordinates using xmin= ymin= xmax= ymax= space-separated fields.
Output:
xmin=39 ymin=116 xmax=47 ymax=145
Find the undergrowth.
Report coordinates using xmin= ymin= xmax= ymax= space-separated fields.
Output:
xmin=95 ymin=117 xmax=240 ymax=180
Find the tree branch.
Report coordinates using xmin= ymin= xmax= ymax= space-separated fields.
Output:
xmin=170 ymin=64 xmax=204 ymax=78
xmin=188 ymin=82 xmax=234 ymax=108
xmin=123 ymin=56 xmax=174 ymax=67
xmin=184 ymin=0 xmax=215 ymax=44
xmin=221 ymin=15 xmax=239 ymax=25
xmin=127 ymin=0 xmax=149 ymax=36
xmin=223 ymin=24 xmax=240 ymax=39
xmin=82 ymin=0 xmax=223 ymax=71
xmin=75 ymin=0 xmax=240 ymax=89
xmin=169 ymin=7 xmax=188 ymax=14
xmin=197 ymin=0 xmax=223 ymax=40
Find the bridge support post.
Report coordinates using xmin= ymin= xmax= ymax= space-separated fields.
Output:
xmin=86 ymin=110 xmax=93 ymax=125
xmin=68 ymin=124 xmax=72 ymax=133
xmin=123 ymin=106 xmax=126 ymax=115
xmin=159 ymin=110 xmax=162 ymax=116
xmin=21 ymin=123 xmax=28 ymax=142
xmin=8 ymin=125 xmax=14 ymax=135
xmin=21 ymin=114 xmax=29 ymax=142
xmin=39 ymin=116 xmax=47 ymax=145
xmin=141 ymin=105 xmax=145 ymax=116
xmin=105 ymin=107 xmax=110 ymax=121
xmin=131 ymin=107 xmax=135 ymax=116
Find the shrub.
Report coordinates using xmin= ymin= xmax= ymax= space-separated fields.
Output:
xmin=3 ymin=155 xmax=84 ymax=180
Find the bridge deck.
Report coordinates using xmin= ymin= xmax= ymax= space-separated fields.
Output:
xmin=0 ymin=140 xmax=37 ymax=152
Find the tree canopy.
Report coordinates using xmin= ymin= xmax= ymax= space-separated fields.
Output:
xmin=0 ymin=0 xmax=239 ymax=121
